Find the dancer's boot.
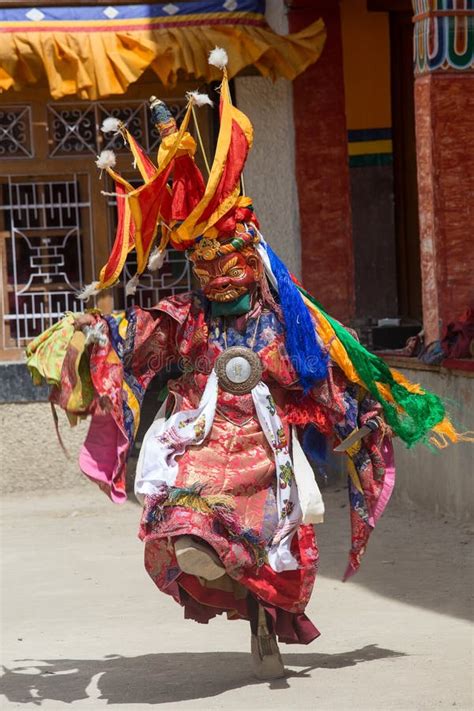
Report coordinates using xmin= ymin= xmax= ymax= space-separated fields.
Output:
xmin=251 ymin=604 xmax=286 ymax=680
xmin=174 ymin=535 xmax=225 ymax=581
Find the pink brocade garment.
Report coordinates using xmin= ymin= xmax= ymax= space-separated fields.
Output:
xmin=139 ymin=412 xmax=321 ymax=645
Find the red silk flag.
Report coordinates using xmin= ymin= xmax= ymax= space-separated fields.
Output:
xmin=125 ymin=131 xmax=157 ymax=182
xmin=170 ymin=154 xmax=206 ymax=225
xmin=128 ymin=162 xmax=174 ymax=273
xmin=173 ymin=72 xmax=253 ymax=245
xmin=97 ymin=181 xmax=135 ymax=289
xmin=95 ymin=131 xmax=157 ymax=289
xmin=89 ymin=107 xmax=199 ymax=291
xmin=127 ymin=104 xmax=200 ymax=269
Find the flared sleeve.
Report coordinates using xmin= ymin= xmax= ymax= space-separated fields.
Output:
xmin=26 ymin=306 xmax=177 ymax=503
xmin=285 ymin=362 xmax=395 ymax=579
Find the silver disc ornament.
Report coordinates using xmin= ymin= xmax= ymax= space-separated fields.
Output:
xmin=215 ymin=346 xmax=263 ymax=394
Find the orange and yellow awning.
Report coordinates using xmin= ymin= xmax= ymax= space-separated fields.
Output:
xmin=0 ymin=1 xmax=326 ymax=99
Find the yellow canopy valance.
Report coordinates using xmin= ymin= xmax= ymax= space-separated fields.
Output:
xmin=0 ymin=1 xmax=326 ymax=99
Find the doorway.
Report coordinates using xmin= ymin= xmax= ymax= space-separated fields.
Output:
xmin=390 ymin=10 xmax=422 ymax=322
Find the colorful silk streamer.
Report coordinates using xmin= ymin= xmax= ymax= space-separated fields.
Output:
xmin=265 ymin=243 xmax=328 ymax=391
xmin=297 ymin=284 xmax=448 ymax=448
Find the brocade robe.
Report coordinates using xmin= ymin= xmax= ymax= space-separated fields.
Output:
xmin=33 ymin=292 xmax=394 ymax=644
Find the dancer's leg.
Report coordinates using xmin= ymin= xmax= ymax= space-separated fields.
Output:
xmin=248 ymin=595 xmax=285 ymax=680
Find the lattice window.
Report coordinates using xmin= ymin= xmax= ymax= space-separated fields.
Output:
xmin=121 ymin=250 xmax=192 ymax=310
xmin=0 ymin=106 xmax=34 ymax=158
xmin=0 ymin=175 xmax=93 ymax=349
xmin=0 ymin=91 xmax=212 ymax=356
xmin=47 ymin=99 xmax=188 ymax=157
xmin=48 ymin=104 xmax=96 ymax=157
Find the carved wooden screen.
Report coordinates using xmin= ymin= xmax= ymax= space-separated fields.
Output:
xmin=0 ymin=82 xmax=214 ymax=359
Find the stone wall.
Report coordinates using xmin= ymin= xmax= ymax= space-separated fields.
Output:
xmin=325 ymin=366 xmax=473 ymax=522
xmin=391 ymin=366 xmax=473 ymax=522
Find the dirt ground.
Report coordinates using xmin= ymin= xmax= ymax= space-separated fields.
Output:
xmin=1 ymin=485 xmax=473 ymax=711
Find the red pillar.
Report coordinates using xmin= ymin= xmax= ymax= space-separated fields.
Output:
xmin=288 ymin=0 xmax=354 ymax=323
xmin=412 ymin=3 xmax=474 ymax=342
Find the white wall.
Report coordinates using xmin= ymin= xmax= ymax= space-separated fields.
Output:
xmin=0 ymin=403 xmax=88 ymax=494
xmin=392 ymin=368 xmax=474 ymax=522
xmin=325 ymin=368 xmax=474 ymax=522
xmin=234 ymin=1 xmax=301 ymax=276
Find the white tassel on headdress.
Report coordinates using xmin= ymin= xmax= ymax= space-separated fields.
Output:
xmin=186 ymin=90 xmax=214 ymax=108
xmin=95 ymin=150 xmax=116 ymax=170
xmin=100 ymin=190 xmax=127 ymax=198
xmin=78 ymin=281 xmax=101 ymax=301
xmin=125 ymin=273 xmax=140 ymax=296
xmin=101 ymin=117 xmax=122 ymax=135
xmin=84 ymin=322 xmax=108 ymax=348
xmin=147 ymin=246 xmax=166 ymax=272
xmin=208 ymin=47 xmax=228 ymax=70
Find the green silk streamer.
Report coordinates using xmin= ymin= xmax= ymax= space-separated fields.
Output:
xmin=297 ymin=285 xmax=446 ymax=447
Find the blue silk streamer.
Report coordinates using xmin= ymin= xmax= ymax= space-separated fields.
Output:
xmin=265 ymin=243 xmax=328 ymax=390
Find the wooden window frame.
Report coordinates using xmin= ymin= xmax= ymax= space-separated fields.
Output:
xmin=0 ymin=78 xmax=217 ymax=359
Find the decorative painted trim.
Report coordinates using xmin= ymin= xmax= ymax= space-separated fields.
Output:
xmin=348 ymin=128 xmax=392 ymax=142
xmin=349 ymin=140 xmax=393 ymax=156
xmin=347 ymin=128 xmax=393 ymax=167
xmin=349 ymin=154 xmax=393 ymax=168
xmin=412 ymin=0 xmax=474 ymax=74
xmin=0 ymin=0 xmax=264 ymax=23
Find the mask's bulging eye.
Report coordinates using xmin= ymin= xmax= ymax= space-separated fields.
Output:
xmin=227 ymin=268 xmax=244 ymax=279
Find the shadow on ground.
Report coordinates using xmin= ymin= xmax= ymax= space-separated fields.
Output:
xmin=1 ymin=645 xmax=405 ymax=705
xmin=315 ymin=487 xmax=474 ymax=623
